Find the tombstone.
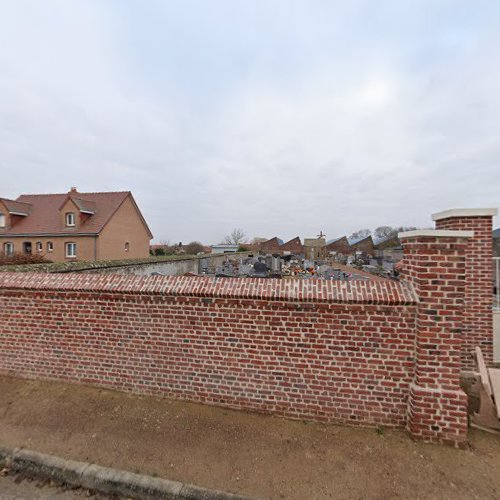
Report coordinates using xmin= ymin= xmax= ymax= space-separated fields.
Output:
xmin=253 ymin=261 xmax=268 ymax=277
xmin=199 ymin=258 xmax=209 ymax=274
xmin=323 ymin=268 xmax=336 ymax=280
xmin=265 ymin=255 xmax=273 ymax=270
xmin=238 ymin=264 xmax=253 ymax=276
xmin=270 ymin=256 xmax=282 ymax=273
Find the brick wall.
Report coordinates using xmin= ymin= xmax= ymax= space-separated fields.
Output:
xmin=433 ymin=210 xmax=496 ymax=369
xmin=0 ymin=207 xmax=495 ymax=447
xmin=0 ymin=273 xmax=417 ymax=427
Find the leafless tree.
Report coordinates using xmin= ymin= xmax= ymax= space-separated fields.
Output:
xmin=348 ymin=228 xmax=371 ymax=241
xmin=374 ymin=226 xmax=418 ymax=240
xmin=374 ymin=226 xmax=396 ymax=239
xmin=223 ymin=228 xmax=247 ymax=245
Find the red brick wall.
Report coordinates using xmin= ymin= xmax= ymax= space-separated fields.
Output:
xmin=0 ymin=273 xmax=417 ymax=427
xmin=435 ymin=216 xmax=494 ymax=368
xmin=400 ymin=233 xmax=469 ymax=447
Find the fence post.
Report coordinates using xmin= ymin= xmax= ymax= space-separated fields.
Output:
xmin=399 ymin=229 xmax=472 ymax=447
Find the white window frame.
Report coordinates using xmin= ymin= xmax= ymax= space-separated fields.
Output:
xmin=36 ymin=241 xmax=43 ymax=252
xmin=65 ymin=212 xmax=75 ymax=227
xmin=65 ymin=242 xmax=77 ymax=258
xmin=0 ymin=213 xmax=5 ymax=228
xmin=3 ymin=242 xmax=13 ymax=256
xmin=47 ymin=241 xmax=54 ymax=253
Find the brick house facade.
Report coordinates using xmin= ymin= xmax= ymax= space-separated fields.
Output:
xmin=349 ymin=235 xmax=375 ymax=256
xmin=325 ymin=236 xmax=351 ymax=255
xmin=0 ymin=188 xmax=152 ymax=262
xmin=278 ymin=236 xmax=304 ymax=255
xmin=258 ymin=237 xmax=282 ymax=254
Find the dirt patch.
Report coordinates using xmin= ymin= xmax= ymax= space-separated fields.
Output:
xmin=0 ymin=376 xmax=500 ymax=499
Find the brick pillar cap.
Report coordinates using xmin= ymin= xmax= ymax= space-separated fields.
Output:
xmin=432 ymin=208 xmax=497 ymax=221
xmin=399 ymin=229 xmax=474 ymax=239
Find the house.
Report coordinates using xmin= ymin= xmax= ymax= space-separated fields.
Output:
xmin=348 ymin=235 xmax=375 ymax=256
xmin=211 ymin=244 xmax=239 ymax=254
xmin=259 ymin=237 xmax=284 ymax=254
xmin=326 ymin=236 xmax=351 ymax=255
xmin=0 ymin=187 xmax=152 ymax=262
xmin=279 ymin=236 xmax=304 ymax=255
xmin=374 ymin=234 xmax=404 ymax=261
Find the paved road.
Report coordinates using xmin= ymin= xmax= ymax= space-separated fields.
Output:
xmin=0 ymin=474 xmax=108 ymax=500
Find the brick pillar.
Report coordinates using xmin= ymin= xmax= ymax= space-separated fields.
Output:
xmin=433 ymin=208 xmax=497 ymax=369
xmin=399 ymin=230 xmax=472 ymax=447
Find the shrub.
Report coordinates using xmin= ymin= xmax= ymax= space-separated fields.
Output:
xmin=183 ymin=241 xmax=205 ymax=255
xmin=0 ymin=252 xmax=52 ymax=267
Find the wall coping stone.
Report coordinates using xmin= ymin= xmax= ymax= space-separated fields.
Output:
xmin=398 ymin=229 xmax=474 ymax=239
xmin=0 ymin=272 xmax=418 ymax=305
xmin=0 ymin=252 xmax=253 ymax=274
xmin=432 ymin=208 xmax=498 ymax=221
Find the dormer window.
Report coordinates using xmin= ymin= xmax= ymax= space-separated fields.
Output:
xmin=0 ymin=213 xmax=5 ymax=227
xmin=66 ymin=212 xmax=75 ymax=227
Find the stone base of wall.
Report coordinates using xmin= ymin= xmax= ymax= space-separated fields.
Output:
xmin=407 ymin=384 xmax=468 ymax=448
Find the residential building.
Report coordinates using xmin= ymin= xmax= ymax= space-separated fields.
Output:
xmin=375 ymin=234 xmax=404 ymax=261
xmin=349 ymin=235 xmax=375 ymax=256
xmin=326 ymin=236 xmax=351 ymax=255
xmin=279 ymin=236 xmax=304 ymax=255
xmin=259 ymin=237 xmax=284 ymax=254
xmin=211 ymin=244 xmax=239 ymax=254
xmin=0 ymin=188 xmax=152 ymax=262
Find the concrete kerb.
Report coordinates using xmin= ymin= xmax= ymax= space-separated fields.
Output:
xmin=0 ymin=446 xmax=257 ymax=500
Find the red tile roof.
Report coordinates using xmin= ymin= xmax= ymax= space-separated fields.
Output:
xmin=0 ymin=198 xmax=32 ymax=215
xmin=70 ymin=196 xmax=97 ymax=214
xmin=2 ymin=190 xmax=147 ymax=236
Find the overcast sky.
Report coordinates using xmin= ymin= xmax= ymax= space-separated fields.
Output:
xmin=0 ymin=1 xmax=498 ymax=244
